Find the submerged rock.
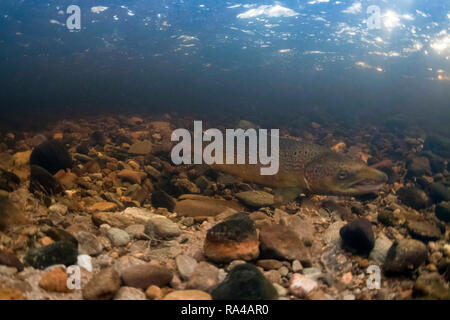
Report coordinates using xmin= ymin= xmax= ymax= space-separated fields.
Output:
xmin=151 ymin=189 xmax=176 ymax=211
xmin=406 ymin=156 xmax=431 ymax=178
xmin=174 ymin=195 xmax=243 ymax=217
xmin=186 ymin=262 xmax=221 ymax=293
xmin=211 ymin=264 xmax=278 ymax=300
xmin=339 ymin=218 xmax=375 ymax=256
xmin=128 ymin=140 xmax=152 ymax=155
xmin=121 ymin=263 xmax=173 ymax=289
xmin=369 ymin=236 xmax=393 ymax=265
xmin=204 ymin=213 xmax=259 ymax=263
xmin=0 ymin=250 xmax=24 ymax=271
xmin=383 ymin=239 xmax=428 ymax=274
xmin=413 ymin=272 xmax=450 ymax=300
xmin=144 ymin=215 xmax=181 ymax=240
xmin=175 ymin=255 xmax=198 ymax=280
xmin=407 ymin=220 xmax=441 ymax=242
xmin=29 ymin=165 xmax=63 ymax=195
xmin=30 ymin=140 xmax=72 ymax=175
xmin=25 ymin=241 xmax=78 ymax=269
xmin=428 ymin=183 xmax=450 ymax=203
xmin=82 ymin=267 xmax=121 ymax=300
xmin=114 ymin=287 xmax=146 ymax=300
xmin=163 ymin=290 xmax=212 ymax=300
xmin=235 ymin=191 xmax=274 ymax=208
xmin=289 ymin=273 xmax=318 ymax=298
xmin=398 ymin=186 xmax=430 ymax=210
xmin=0 ymin=170 xmax=20 ymax=192
xmin=435 ymin=202 xmax=450 ymax=222
xmin=259 ymin=223 xmax=311 ymax=266
xmin=423 ymin=135 xmax=450 ymax=158
xmin=38 ymin=267 xmax=71 ymax=293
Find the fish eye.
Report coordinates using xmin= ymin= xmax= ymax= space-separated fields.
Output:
xmin=338 ymin=170 xmax=348 ymax=180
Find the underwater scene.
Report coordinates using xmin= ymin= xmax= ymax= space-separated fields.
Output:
xmin=0 ymin=0 xmax=449 ymax=301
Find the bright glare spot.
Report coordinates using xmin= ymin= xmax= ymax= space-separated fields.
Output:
xmin=237 ymin=5 xmax=298 ymax=19
xmin=91 ymin=6 xmax=108 ymax=14
xmin=431 ymin=32 xmax=450 ymax=54
xmin=383 ymin=11 xmax=401 ymax=30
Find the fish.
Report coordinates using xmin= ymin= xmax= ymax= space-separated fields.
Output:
xmin=212 ymin=123 xmax=388 ymax=202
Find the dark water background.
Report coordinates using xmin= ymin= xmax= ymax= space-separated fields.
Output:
xmin=0 ymin=0 xmax=449 ymax=133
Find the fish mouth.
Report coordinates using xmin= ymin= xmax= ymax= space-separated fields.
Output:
xmin=349 ymin=179 xmax=386 ymax=193
xmin=344 ymin=168 xmax=388 ymax=194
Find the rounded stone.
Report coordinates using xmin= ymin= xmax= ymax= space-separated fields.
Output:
xmin=204 ymin=213 xmax=259 ymax=263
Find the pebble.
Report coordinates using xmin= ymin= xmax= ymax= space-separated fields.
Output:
xmin=30 ymin=165 xmax=63 ymax=195
xmin=128 ymin=140 xmax=152 ymax=155
xmin=88 ymin=201 xmax=118 ymax=213
xmin=235 ymin=191 xmax=274 ymax=208
xmin=175 ymin=255 xmax=198 ymax=280
xmin=92 ymin=207 xmax=159 ymax=229
xmin=406 ymin=156 xmax=431 ymax=178
xmin=106 ymin=228 xmax=131 ymax=247
xmin=323 ymin=221 xmax=346 ymax=247
xmin=0 ymin=287 xmax=24 ymax=300
xmin=303 ymin=267 xmax=322 ymax=280
xmin=369 ymin=236 xmax=393 ymax=265
xmin=49 ymin=203 xmax=68 ymax=216
xmin=378 ymin=208 xmax=406 ymax=227
xmin=30 ymin=140 xmax=72 ymax=175
xmin=256 ymin=259 xmax=283 ymax=270
xmin=435 ymin=201 xmax=450 ymax=222
xmin=144 ymin=215 xmax=181 ymax=240
xmin=114 ymin=287 xmax=146 ymax=300
xmin=413 ymin=272 xmax=450 ymax=299
xmin=204 ymin=213 xmax=259 ymax=263
xmin=187 ymin=262 xmax=221 ymax=293
xmin=264 ymin=270 xmax=282 ymax=284
xmin=339 ymin=218 xmax=375 ymax=256
xmin=289 ymin=273 xmax=318 ymax=298
xmin=145 ymin=285 xmax=162 ymax=300
xmin=429 ymin=183 xmax=450 ymax=203
xmin=76 ymin=231 xmax=103 ymax=256
xmin=113 ymin=255 xmax=146 ymax=275
xmin=273 ymin=283 xmax=288 ymax=297
xmin=25 ymin=241 xmax=78 ymax=269
xmin=82 ymin=267 xmax=121 ymax=300
xmin=0 ymin=250 xmax=24 ymax=271
xmin=407 ymin=220 xmax=441 ymax=242
xmin=259 ymin=223 xmax=311 ymax=266
xmin=212 ymin=264 xmax=278 ymax=300
xmin=124 ymin=224 xmax=146 ymax=239
xmin=38 ymin=267 xmax=71 ymax=293
xmin=398 ymin=186 xmax=430 ymax=210
xmin=151 ymin=189 xmax=176 ymax=211
xmin=121 ymin=263 xmax=173 ymax=289
xmin=292 ymin=260 xmax=303 ymax=272
xmin=383 ymin=239 xmax=428 ymax=274
xmin=174 ymin=195 xmax=243 ymax=217
xmin=77 ymin=254 xmax=93 ymax=272
xmin=163 ymin=290 xmax=212 ymax=300
xmin=117 ymin=169 xmax=143 ymax=184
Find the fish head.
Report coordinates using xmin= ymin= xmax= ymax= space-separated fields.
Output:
xmin=304 ymin=152 xmax=388 ymax=195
